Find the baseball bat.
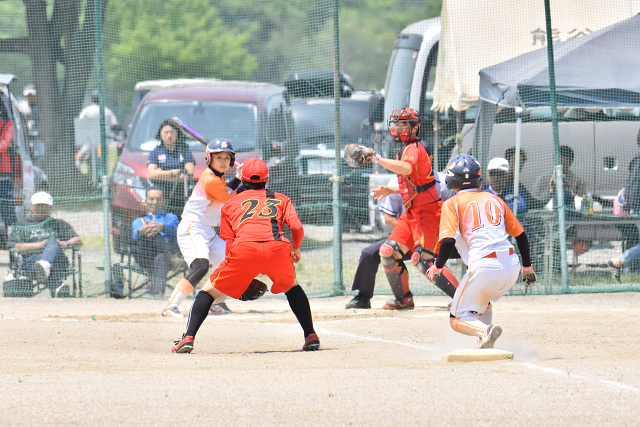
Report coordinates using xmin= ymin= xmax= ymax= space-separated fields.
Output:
xmin=170 ymin=116 xmax=241 ymax=167
xmin=170 ymin=116 xmax=208 ymax=147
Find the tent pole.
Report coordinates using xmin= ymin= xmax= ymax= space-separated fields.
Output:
xmin=544 ymin=0 xmax=568 ymax=292
xmin=512 ymin=110 xmax=522 ymax=217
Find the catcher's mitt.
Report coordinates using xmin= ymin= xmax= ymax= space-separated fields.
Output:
xmin=239 ymin=278 xmax=268 ymax=301
xmin=344 ymin=144 xmax=376 ymax=168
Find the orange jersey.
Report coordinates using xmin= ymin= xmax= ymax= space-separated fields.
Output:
xmin=181 ymin=169 xmax=236 ymax=227
xmin=438 ymin=189 xmax=524 ymax=264
xmin=220 ymin=189 xmax=298 ymax=248
xmin=397 ymin=141 xmax=439 ymax=208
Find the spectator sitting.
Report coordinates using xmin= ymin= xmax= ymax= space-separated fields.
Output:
xmin=486 ymin=157 xmax=528 ymax=214
xmin=147 ymin=119 xmax=196 ymax=217
xmin=621 ymin=129 xmax=640 ymax=215
xmin=7 ymin=191 xmax=82 ymax=297
xmin=132 ymin=188 xmax=183 ymax=295
xmin=532 ymin=145 xmax=585 ymax=209
xmin=504 ymin=147 xmax=537 ymax=210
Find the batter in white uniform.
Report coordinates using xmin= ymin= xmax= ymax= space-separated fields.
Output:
xmin=162 ymin=138 xmax=241 ymax=317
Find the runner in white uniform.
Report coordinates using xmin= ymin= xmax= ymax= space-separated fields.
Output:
xmin=162 ymin=138 xmax=241 ymax=317
xmin=427 ymin=154 xmax=537 ymax=349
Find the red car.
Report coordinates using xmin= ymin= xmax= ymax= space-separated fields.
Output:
xmin=111 ymin=81 xmax=286 ymax=253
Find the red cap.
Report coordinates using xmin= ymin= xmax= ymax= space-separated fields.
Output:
xmin=241 ymin=157 xmax=269 ymax=183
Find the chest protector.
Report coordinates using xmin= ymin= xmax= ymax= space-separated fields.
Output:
xmin=397 ymin=140 xmax=438 ymax=208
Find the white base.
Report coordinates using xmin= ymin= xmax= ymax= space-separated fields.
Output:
xmin=442 ymin=349 xmax=514 ymax=362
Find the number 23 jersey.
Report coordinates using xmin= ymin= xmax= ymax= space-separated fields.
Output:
xmin=438 ymin=189 xmax=524 ymax=264
xmin=220 ymin=189 xmax=298 ymax=248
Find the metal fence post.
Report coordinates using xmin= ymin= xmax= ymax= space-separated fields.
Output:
xmin=331 ymin=0 xmax=344 ymax=295
xmin=544 ymin=0 xmax=568 ymax=291
xmin=95 ymin=0 xmax=112 ymax=295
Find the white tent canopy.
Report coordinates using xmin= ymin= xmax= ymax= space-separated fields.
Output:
xmin=432 ymin=0 xmax=640 ymax=113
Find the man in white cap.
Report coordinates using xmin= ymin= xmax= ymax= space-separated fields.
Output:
xmin=7 ymin=191 xmax=82 ymax=297
xmin=486 ymin=157 xmax=528 ymax=214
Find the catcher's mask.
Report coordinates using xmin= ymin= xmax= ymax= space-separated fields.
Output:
xmin=241 ymin=157 xmax=269 ymax=183
xmin=388 ymin=108 xmax=420 ymax=145
xmin=445 ymin=154 xmax=482 ymax=190
xmin=206 ymin=138 xmax=236 ymax=170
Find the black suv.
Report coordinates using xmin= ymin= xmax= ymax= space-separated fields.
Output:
xmin=263 ymin=71 xmax=376 ymax=229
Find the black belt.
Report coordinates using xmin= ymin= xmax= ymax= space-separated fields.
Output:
xmin=415 ymin=180 xmax=436 ymax=193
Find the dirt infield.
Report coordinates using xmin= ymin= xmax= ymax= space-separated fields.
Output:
xmin=2 ymin=292 xmax=640 ymax=426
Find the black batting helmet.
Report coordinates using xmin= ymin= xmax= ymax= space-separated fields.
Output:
xmin=445 ymin=154 xmax=482 ymax=190
xmin=205 ymin=138 xmax=235 ymax=168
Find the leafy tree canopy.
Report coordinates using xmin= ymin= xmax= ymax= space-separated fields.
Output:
xmin=105 ymin=0 xmax=257 ymax=101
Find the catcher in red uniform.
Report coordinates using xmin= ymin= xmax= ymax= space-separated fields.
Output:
xmin=172 ymin=158 xmax=320 ymax=353
xmin=347 ymin=108 xmax=460 ymax=309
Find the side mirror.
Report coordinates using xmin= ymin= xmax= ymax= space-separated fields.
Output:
xmin=112 ymin=124 xmax=122 ymax=134
xmin=117 ymin=141 xmax=125 ymax=157
xmin=369 ymin=92 xmax=385 ymax=124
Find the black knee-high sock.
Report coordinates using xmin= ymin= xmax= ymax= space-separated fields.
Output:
xmin=285 ymin=285 xmax=315 ymax=338
xmin=185 ymin=291 xmax=214 ymax=338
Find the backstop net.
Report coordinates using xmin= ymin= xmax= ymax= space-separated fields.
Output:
xmin=1 ymin=0 xmax=638 ymax=299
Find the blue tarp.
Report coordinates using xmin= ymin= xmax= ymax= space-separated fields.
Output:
xmin=479 ymin=14 xmax=640 ymax=109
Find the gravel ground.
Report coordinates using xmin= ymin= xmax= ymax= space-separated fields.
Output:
xmin=1 ymin=292 xmax=640 ymax=426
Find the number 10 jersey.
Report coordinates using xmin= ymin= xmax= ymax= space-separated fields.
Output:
xmin=438 ymin=189 xmax=524 ymax=265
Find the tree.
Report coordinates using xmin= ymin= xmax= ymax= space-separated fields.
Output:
xmin=104 ymin=0 xmax=257 ymax=104
xmin=211 ymin=0 xmax=441 ymax=90
xmin=0 ymin=0 xmax=108 ymax=192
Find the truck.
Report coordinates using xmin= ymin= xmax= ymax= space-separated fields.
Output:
xmin=376 ymin=4 xmax=640 ymax=206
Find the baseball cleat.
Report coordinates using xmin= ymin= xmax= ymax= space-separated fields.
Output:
xmin=172 ymin=336 xmax=194 ymax=353
xmin=162 ymin=306 xmax=185 ymax=318
xmin=382 ymin=295 xmax=414 ymax=310
xmin=345 ymin=294 xmax=371 ymax=309
xmin=302 ymin=333 xmax=320 ymax=351
xmin=208 ymin=302 xmax=233 ymax=315
xmin=478 ymin=324 xmax=502 ymax=349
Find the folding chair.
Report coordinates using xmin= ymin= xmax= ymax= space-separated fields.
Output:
xmin=3 ymin=247 xmax=82 ymax=297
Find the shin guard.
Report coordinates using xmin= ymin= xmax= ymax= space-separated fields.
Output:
xmin=412 ymin=248 xmax=459 ymax=298
xmin=384 ymin=262 xmax=409 ymax=301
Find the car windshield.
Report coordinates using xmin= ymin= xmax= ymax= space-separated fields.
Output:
xmin=129 ymin=101 xmax=258 ymax=152
xmin=293 ymin=99 xmax=369 ymax=149
xmin=383 ymin=48 xmax=418 ymax=126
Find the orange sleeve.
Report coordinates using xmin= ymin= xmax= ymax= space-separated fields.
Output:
xmin=282 ymin=197 xmax=299 ymax=224
xmin=400 ymin=144 xmax=420 ymax=169
xmin=503 ymin=203 xmax=525 ymax=237
xmin=438 ymin=198 xmax=459 ymax=242
xmin=205 ymin=174 xmax=236 ymax=203
xmin=220 ymin=206 xmax=235 ymax=241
